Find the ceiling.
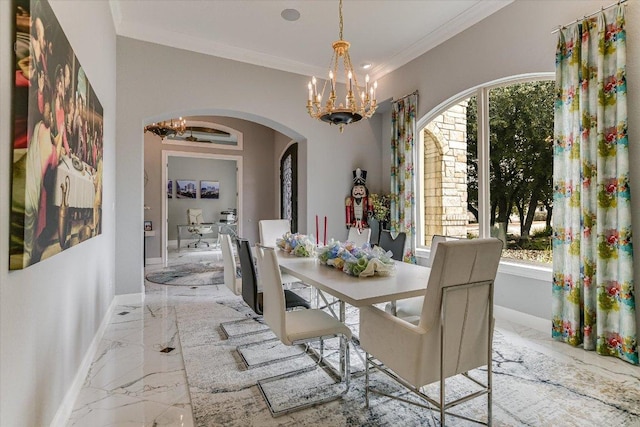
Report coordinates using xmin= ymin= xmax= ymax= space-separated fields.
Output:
xmin=110 ymin=0 xmax=513 ymax=82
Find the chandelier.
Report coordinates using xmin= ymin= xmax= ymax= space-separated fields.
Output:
xmin=144 ymin=117 xmax=187 ymax=138
xmin=306 ymin=0 xmax=377 ymax=132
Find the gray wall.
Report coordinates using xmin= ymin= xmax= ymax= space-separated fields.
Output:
xmin=167 ymin=157 xmax=237 ymax=240
xmin=0 ymin=1 xmax=117 ymax=425
xmin=116 ymin=37 xmax=382 ymax=296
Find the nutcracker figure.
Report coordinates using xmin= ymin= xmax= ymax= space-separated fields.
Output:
xmin=345 ymin=168 xmax=371 ymax=230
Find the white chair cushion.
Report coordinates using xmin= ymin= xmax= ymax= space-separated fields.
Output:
xmin=284 ymin=309 xmax=352 ymax=345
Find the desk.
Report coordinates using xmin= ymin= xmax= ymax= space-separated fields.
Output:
xmin=177 ymin=222 xmax=237 ymax=249
xmin=276 ymin=251 xmax=430 ymax=374
xmin=176 ymin=224 xmax=215 ymax=249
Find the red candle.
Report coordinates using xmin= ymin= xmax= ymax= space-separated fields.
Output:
xmin=316 ymin=215 xmax=319 ymax=245
xmin=324 ymin=216 xmax=327 ymax=246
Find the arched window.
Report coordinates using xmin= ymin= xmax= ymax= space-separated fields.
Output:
xmin=418 ymin=74 xmax=554 ymax=266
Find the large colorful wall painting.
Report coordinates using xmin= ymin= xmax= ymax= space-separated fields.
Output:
xmin=10 ymin=0 xmax=104 ymax=269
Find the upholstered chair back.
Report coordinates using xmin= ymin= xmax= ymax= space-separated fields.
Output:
xmin=259 ymin=219 xmax=291 ymax=247
xmin=347 ymin=227 xmax=372 ymax=247
xmin=418 ymin=238 xmax=502 ymax=383
xmin=221 ymin=234 xmax=240 ymax=295
xmin=237 ymin=238 xmax=261 ymax=315
xmin=255 ymin=245 xmax=287 ymax=343
xmin=378 ymin=230 xmax=406 ymax=261
xmin=187 ymin=208 xmax=204 ymax=225
xmin=427 ymin=234 xmax=462 ymax=267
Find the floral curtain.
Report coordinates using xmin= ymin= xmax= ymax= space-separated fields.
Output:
xmin=390 ymin=92 xmax=418 ymax=264
xmin=553 ymin=5 xmax=637 ymax=364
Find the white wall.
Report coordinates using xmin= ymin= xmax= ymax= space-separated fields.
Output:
xmin=116 ymin=37 xmax=382 ymax=295
xmin=0 ymin=1 xmax=117 ymax=426
xmin=381 ymin=0 xmax=640 ymax=326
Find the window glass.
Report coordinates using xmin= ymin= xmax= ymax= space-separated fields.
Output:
xmin=420 ymin=79 xmax=553 ymax=265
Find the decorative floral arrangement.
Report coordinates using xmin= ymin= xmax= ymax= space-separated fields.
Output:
xmin=276 ymin=232 xmax=316 ymax=257
xmin=317 ymin=240 xmax=395 ymax=277
xmin=369 ymin=193 xmax=391 ymax=223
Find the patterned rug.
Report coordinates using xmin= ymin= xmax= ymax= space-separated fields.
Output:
xmin=174 ymin=292 xmax=640 ymax=426
xmin=145 ymin=262 xmax=225 ymax=286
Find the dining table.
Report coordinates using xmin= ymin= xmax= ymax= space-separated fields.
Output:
xmin=275 ymin=250 xmax=432 ymax=374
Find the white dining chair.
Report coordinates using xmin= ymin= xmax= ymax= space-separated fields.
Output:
xmin=385 ymin=234 xmax=462 ymax=321
xmin=360 ymin=238 xmax=503 ymax=426
xmin=221 ymin=234 xmax=241 ymax=295
xmin=258 ymin=218 xmax=304 ymax=287
xmin=258 ymin=219 xmax=290 ymax=247
xmin=347 ymin=226 xmax=371 ymax=247
xmin=254 ymin=245 xmax=352 ymax=417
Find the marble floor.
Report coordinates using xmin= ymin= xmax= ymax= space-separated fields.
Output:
xmin=66 ymin=247 xmax=640 ymax=426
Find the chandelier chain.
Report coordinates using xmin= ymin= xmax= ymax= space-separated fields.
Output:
xmin=338 ymin=0 xmax=343 ymax=41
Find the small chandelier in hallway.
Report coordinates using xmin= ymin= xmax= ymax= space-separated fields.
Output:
xmin=145 ymin=117 xmax=187 ymax=138
xmin=306 ymin=0 xmax=378 ymax=132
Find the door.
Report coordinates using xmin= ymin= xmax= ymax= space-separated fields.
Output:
xmin=280 ymin=143 xmax=297 ymax=232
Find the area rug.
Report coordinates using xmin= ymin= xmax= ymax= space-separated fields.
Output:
xmin=175 ymin=295 xmax=640 ymax=426
xmin=145 ymin=262 xmax=225 ymax=286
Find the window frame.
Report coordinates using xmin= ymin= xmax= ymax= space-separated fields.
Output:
xmin=415 ymin=73 xmax=554 ymax=281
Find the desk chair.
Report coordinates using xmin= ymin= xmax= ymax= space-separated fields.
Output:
xmin=360 ymin=238 xmax=502 ymax=426
xmin=255 ymin=245 xmax=352 ymax=417
xmin=186 ymin=208 xmax=211 ymax=248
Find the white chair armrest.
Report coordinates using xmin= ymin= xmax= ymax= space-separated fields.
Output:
xmin=360 ymin=305 xmax=428 ymax=385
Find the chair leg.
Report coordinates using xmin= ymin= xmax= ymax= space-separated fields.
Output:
xmin=236 ymin=340 xmax=306 ymax=369
xmin=257 ymin=334 xmax=350 ymax=418
xmin=365 ymin=352 xmax=370 ymax=408
xmin=219 ymin=318 xmax=269 ymax=339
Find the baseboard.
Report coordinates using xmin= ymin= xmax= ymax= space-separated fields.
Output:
xmin=115 ymin=292 xmax=145 ymax=305
xmin=50 ymin=297 xmax=118 ymax=427
xmin=145 ymin=257 xmax=162 ymax=265
xmin=494 ymin=304 xmax=550 ymax=334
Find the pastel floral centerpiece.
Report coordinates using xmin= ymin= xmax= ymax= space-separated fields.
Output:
xmin=276 ymin=232 xmax=316 ymax=257
xmin=317 ymin=240 xmax=395 ymax=277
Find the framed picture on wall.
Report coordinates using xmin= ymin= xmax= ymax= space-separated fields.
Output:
xmin=200 ymin=181 xmax=220 ymax=199
xmin=9 ymin=0 xmax=104 ymax=270
xmin=176 ymin=180 xmax=197 ymax=198
xmin=167 ymin=180 xmax=173 ymax=198
xmin=144 ymin=220 xmax=152 ymax=231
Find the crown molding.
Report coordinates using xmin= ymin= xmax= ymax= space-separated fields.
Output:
xmin=112 ymin=0 xmax=513 ymax=83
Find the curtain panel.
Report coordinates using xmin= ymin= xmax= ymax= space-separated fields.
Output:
xmin=390 ymin=93 xmax=418 ymax=263
xmin=553 ymin=5 xmax=637 ymax=364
